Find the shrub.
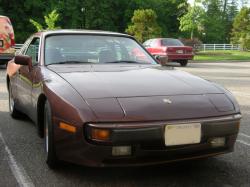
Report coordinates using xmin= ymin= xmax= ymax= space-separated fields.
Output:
xmin=179 ymin=38 xmax=202 ymax=51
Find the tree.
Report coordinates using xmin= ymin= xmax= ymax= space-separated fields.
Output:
xmin=227 ymin=0 xmax=238 ymax=21
xmin=202 ymin=0 xmax=225 ymax=43
xmin=30 ymin=9 xmax=61 ymax=31
xmin=124 ymin=0 xmax=188 ymax=38
xmin=0 ymin=0 xmax=187 ymax=42
xmin=125 ymin=9 xmax=162 ymax=42
xmin=179 ymin=1 xmax=205 ymax=39
xmin=83 ymin=0 xmax=118 ymax=31
xmin=0 ymin=0 xmax=47 ymax=42
xmin=223 ymin=0 xmax=238 ymax=42
xmin=231 ymin=7 xmax=250 ymax=50
xmin=178 ymin=0 xmax=238 ymax=43
xmin=179 ymin=0 xmax=239 ymax=43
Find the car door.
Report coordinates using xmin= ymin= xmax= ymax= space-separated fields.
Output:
xmin=149 ymin=39 xmax=162 ymax=55
xmin=144 ymin=39 xmax=160 ymax=55
xmin=16 ymin=37 xmax=40 ymax=116
xmin=143 ymin=39 xmax=152 ymax=52
xmin=10 ymin=37 xmax=31 ymax=107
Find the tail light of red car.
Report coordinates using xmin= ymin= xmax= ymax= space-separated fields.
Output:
xmin=186 ymin=47 xmax=193 ymax=54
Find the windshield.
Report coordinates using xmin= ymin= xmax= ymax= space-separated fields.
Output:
xmin=161 ymin=39 xmax=184 ymax=46
xmin=45 ymin=35 xmax=156 ymax=65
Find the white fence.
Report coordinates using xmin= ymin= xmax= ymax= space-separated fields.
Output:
xmin=14 ymin=44 xmax=23 ymax=50
xmin=195 ymin=44 xmax=240 ymax=51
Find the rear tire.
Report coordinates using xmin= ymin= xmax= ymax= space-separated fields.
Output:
xmin=0 ymin=60 xmax=8 ymax=68
xmin=8 ymin=85 xmax=23 ymax=118
xmin=44 ymin=100 xmax=58 ymax=169
xmin=180 ymin=60 xmax=188 ymax=67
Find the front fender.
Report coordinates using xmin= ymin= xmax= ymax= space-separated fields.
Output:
xmin=211 ymin=82 xmax=241 ymax=114
xmin=34 ymin=67 xmax=97 ymax=127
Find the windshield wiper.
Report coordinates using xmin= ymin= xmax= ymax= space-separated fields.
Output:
xmin=105 ymin=60 xmax=149 ymax=64
xmin=47 ymin=61 xmax=92 ymax=65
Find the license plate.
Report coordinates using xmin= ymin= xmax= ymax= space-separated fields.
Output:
xmin=165 ymin=123 xmax=201 ymax=146
xmin=0 ymin=40 xmax=3 ymax=47
xmin=176 ymin=50 xmax=183 ymax=54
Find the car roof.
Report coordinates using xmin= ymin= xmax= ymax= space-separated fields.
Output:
xmin=148 ymin=38 xmax=180 ymax=40
xmin=34 ymin=29 xmax=132 ymax=38
xmin=0 ymin=15 xmax=10 ymax=19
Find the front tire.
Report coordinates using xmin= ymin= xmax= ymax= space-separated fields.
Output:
xmin=44 ymin=100 xmax=58 ymax=169
xmin=179 ymin=60 xmax=188 ymax=67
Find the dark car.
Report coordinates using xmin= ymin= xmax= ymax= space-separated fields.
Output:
xmin=143 ymin=38 xmax=194 ymax=66
xmin=7 ymin=30 xmax=241 ymax=168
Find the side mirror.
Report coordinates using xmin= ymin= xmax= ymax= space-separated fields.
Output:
xmin=14 ymin=55 xmax=32 ymax=70
xmin=154 ymin=55 xmax=168 ymax=66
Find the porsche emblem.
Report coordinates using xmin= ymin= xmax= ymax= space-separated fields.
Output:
xmin=163 ymin=99 xmax=172 ymax=104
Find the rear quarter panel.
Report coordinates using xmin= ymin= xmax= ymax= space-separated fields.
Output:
xmin=145 ymin=39 xmax=166 ymax=56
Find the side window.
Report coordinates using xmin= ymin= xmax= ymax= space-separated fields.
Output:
xmin=143 ymin=40 xmax=152 ymax=47
xmin=114 ymin=44 xmax=122 ymax=60
xmin=151 ymin=39 xmax=159 ymax=47
xmin=25 ymin=38 xmax=40 ymax=65
xmin=113 ymin=43 xmax=130 ymax=61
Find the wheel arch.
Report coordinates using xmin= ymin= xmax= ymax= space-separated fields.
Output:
xmin=6 ymin=75 xmax=10 ymax=91
xmin=37 ymin=93 xmax=47 ymax=138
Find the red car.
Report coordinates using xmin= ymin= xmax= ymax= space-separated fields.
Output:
xmin=143 ymin=38 xmax=194 ymax=66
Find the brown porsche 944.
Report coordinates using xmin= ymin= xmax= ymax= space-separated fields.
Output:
xmin=6 ymin=30 xmax=241 ymax=168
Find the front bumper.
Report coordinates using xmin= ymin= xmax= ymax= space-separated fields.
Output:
xmin=167 ymin=53 xmax=194 ymax=61
xmin=0 ymin=53 xmax=14 ymax=63
xmin=54 ymin=114 xmax=241 ymax=167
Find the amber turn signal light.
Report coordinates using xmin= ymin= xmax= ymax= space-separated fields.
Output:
xmin=59 ymin=122 xmax=76 ymax=133
xmin=91 ymin=128 xmax=111 ymax=141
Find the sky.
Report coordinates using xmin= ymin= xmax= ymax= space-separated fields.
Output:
xmin=188 ymin=0 xmax=195 ymax=5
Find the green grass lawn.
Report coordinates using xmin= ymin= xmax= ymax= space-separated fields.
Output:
xmin=194 ymin=50 xmax=250 ymax=61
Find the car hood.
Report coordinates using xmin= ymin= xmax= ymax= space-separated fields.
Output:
xmin=48 ymin=64 xmax=223 ymax=99
xmin=47 ymin=64 xmax=236 ymax=121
